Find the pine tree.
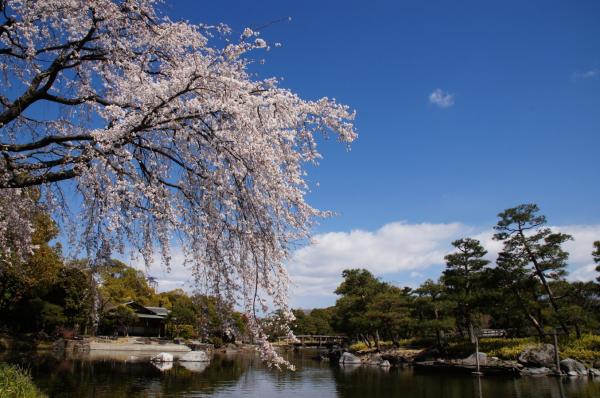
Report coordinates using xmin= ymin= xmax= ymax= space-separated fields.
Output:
xmin=593 ymin=241 xmax=600 ymax=283
xmin=493 ymin=204 xmax=572 ymax=334
xmin=443 ymin=238 xmax=489 ymax=342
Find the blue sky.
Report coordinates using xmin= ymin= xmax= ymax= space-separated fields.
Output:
xmin=163 ymin=0 xmax=600 ymax=228
xmin=149 ymin=1 xmax=600 ymax=307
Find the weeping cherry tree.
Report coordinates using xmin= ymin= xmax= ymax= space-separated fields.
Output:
xmin=0 ymin=0 xmax=356 ymax=368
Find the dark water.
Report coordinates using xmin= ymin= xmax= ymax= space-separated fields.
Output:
xmin=3 ymin=349 xmax=600 ymax=398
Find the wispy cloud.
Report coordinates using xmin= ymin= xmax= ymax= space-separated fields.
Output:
xmin=572 ymin=69 xmax=600 ymax=81
xmin=429 ymin=88 xmax=455 ymax=108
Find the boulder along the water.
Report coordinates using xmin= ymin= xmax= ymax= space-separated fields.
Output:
xmin=151 ymin=352 xmax=174 ymax=363
xmin=559 ymin=358 xmax=587 ymax=376
xmin=180 ymin=351 xmax=210 ymax=362
xmin=518 ymin=344 xmax=556 ymax=368
xmin=339 ymin=352 xmax=362 ymax=365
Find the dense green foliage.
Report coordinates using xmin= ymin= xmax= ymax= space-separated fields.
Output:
xmin=1 ymin=200 xmax=598 ymax=353
xmin=292 ymin=308 xmax=335 ymax=335
xmin=0 ymin=363 xmax=46 ymax=398
xmin=443 ymin=238 xmax=489 ymax=341
xmin=0 ymin=202 xmax=92 ymax=336
xmin=0 ymin=207 xmax=246 ymax=343
xmin=96 ymin=264 xmax=247 ymax=342
xmin=287 ymin=204 xmax=600 ymax=352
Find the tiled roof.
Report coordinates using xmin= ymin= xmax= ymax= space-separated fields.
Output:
xmin=146 ymin=306 xmax=170 ymax=316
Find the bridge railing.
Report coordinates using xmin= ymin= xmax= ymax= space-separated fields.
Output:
xmin=276 ymin=335 xmax=347 ymax=345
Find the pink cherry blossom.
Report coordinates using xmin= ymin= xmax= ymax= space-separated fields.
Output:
xmin=0 ymin=0 xmax=355 ymax=368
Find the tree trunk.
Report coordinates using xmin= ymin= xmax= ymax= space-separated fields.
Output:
xmin=468 ymin=321 xmax=475 ymax=343
xmin=375 ymin=329 xmax=381 ymax=351
xmin=436 ymin=329 xmax=442 ymax=349
xmin=360 ymin=333 xmax=371 ymax=348
xmin=515 ymin=289 xmax=545 ymax=338
xmin=433 ymin=307 xmax=445 ymax=348
xmin=519 ymin=230 xmax=569 ymax=335
xmin=88 ymin=274 xmax=99 ymax=336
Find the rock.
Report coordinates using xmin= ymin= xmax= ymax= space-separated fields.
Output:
xmin=363 ymin=353 xmax=382 ymax=366
xmin=560 ymin=358 xmax=587 ymax=376
xmin=339 ymin=352 xmax=362 ymax=365
xmin=152 ymin=361 xmax=173 ymax=371
xmin=461 ymin=352 xmax=488 ymax=366
xmin=52 ymin=338 xmax=66 ymax=353
xmin=413 ymin=347 xmax=440 ymax=363
xmin=180 ymin=350 xmax=210 ymax=362
xmin=588 ymin=368 xmax=600 ymax=377
xmin=327 ymin=348 xmax=343 ymax=363
xmin=518 ymin=344 xmax=556 ymax=368
xmin=180 ymin=361 xmax=208 ymax=373
xmin=520 ymin=367 xmax=551 ymax=376
xmin=363 ymin=353 xmax=392 ymax=367
xmin=370 ymin=353 xmax=383 ymax=362
xmin=151 ymin=352 xmax=174 ymax=363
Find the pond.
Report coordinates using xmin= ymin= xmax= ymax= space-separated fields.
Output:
xmin=2 ymin=348 xmax=600 ymax=397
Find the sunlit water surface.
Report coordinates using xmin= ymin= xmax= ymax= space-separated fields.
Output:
xmin=2 ymin=348 xmax=600 ymax=397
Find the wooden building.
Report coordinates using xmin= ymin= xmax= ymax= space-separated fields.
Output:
xmin=122 ymin=301 xmax=169 ymax=337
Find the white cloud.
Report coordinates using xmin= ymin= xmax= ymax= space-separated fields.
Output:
xmin=129 ymin=250 xmax=195 ymax=293
xmin=429 ymin=88 xmax=455 ymax=108
xmin=286 ymin=222 xmax=600 ymax=307
xmin=573 ymin=69 xmax=600 ymax=80
xmin=287 ymin=222 xmax=471 ymax=303
xmin=127 ymin=222 xmax=600 ymax=308
xmin=558 ymin=225 xmax=600 ymax=282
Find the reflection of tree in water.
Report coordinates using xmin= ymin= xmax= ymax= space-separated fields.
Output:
xmin=259 ymin=349 xmax=337 ymax=393
xmin=510 ymin=376 xmax=600 ymax=398
xmin=4 ymin=352 xmax=247 ymax=397
xmin=332 ymin=366 xmax=600 ymax=398
xmin=5 ymin=351 xmax=600 ymax=398
xmin=160 ymin=353 xmax=247 ymax=395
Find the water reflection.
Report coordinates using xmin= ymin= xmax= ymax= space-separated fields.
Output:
xmin=179 ymin=361 xmax=208 ymax=373
xmin=152 ymin=361 xmax=173 ymax=372
xmin=475 ymin=374 xmax=483 ymax=398
xmin=1 ymin=349 xmax=599 ymax=397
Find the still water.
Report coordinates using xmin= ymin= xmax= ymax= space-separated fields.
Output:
xmin=3 ymin=348 xmax=600 ymax=398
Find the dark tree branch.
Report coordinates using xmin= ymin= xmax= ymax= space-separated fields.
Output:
xmin=1 ymin=134 xmax=93 ymax=152
xmin=3 ymin=167 xmax=81 ymax=188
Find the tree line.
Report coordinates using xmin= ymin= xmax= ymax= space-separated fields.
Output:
xmin=287 ymin=204 xmax=600 ymax=348
xmin=2 ymin=201 xmax=598 ymax=347
xmin=0 ymin=200 xmax=245 ymax=344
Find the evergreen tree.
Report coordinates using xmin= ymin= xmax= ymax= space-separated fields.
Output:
xmin=493 ymin=204 xmax=572 ymax=334
xmin=365 ymin=286 xmax=413 ymax=346
xmin=442 ymin=238 xmax=489 ymax=341
xmin=333 ymin=269 xmax=388 ymax=348
xmin=594 ymin=241 xmax=600 ymax=283
xmin=412 ymin=279 xmax=455 ymax=348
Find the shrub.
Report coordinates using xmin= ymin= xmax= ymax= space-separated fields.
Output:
xmin=349 ymin=342 xmax=368 ymax=352
xmin=349 ymin=340 xmax=395 ymax=352
xmin=0 ymin=363 xmax=46 ymax=398
xmin=444 ymin=334 xmax=600 ymax=362
xmin=176 ymin=324 xmax=198 ymax=340
xmin=560 ymin=334 xmax=600 ymax=362
xmin=445 ymin=337 xmax=536 ymax=360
